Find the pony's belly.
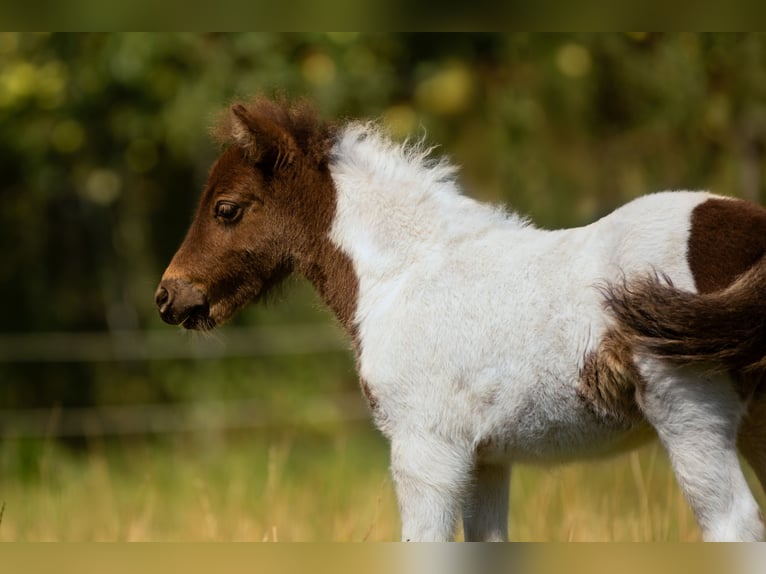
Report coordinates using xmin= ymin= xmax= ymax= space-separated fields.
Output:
xmin=476 ymin=414 xmax=654 ymax=464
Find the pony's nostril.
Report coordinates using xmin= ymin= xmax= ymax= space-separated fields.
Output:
xmin=155 ymin=279 xmax=209 ymax=328
xmin=154 ymin=285 xmax=170 ymax=310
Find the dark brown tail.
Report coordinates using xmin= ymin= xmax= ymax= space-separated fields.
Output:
xmin=603 ymin=259 xmax=766 ymax=376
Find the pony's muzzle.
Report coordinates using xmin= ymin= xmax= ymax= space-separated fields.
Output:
xmin=155 ymin=278 xmax=209 ymax=328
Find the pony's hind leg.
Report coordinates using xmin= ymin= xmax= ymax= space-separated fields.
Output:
xmin=639 ymin=359 xmax=764 ymax=541
xmin=738 ymin=391 xmax=766 ymax=496
xmin=462 ymin=462 xmax=511 ymax=542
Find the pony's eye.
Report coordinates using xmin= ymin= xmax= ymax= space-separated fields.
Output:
xmin=214 ymin=201 xmax=242 ymax=222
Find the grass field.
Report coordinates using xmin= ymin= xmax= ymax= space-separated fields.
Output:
xmin=4 ymin=424 xmax=761 ymax=542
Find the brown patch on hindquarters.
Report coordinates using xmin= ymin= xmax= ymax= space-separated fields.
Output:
xmin=578 ymin=330 xmax=643 ymax=426
xmin=688 ymin=197 xmax=766 ymax=294
xmin=579 ymin=197 xmax=766 ymax=424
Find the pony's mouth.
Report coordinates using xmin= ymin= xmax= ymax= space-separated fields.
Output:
xmin=167 ymin=267 xmax=289 ymax=332
xmin=200 ymin=278 xmax=275 ymax=329
xmin=180 ymin=311 xmax=216 ymax=331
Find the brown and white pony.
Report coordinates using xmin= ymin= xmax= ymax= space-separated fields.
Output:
xmin=156 ymin=97 xmax=766 ymax=541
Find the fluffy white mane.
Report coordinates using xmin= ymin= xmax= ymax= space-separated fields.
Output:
xmin=332 ymin=122 xmax=460 ymax=192
xmin=330 ymin=122 xmax=528 ymax=239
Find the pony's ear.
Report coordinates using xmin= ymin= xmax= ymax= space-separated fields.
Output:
xmin=229 ymin=103 xmax=297 ymax=169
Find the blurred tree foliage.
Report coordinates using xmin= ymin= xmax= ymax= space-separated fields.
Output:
xmin=1 ymin=33 xmax=766 ymax=411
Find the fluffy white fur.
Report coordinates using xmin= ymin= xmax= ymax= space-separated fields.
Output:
xmin=328 ymin=124 xmax=764 ymax=542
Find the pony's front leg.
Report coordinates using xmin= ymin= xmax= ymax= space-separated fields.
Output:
xmin=391 ymin=434 xmax=472 ymax=542
xmin=462 ymin=462 xmax=511 ymax=541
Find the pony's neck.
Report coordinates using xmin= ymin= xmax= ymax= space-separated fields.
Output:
xmin=297 ymin=122 xmax=527 ymax=338
xmin=327 ymin=124 xmax=524 ymax=285
xmin=298 ymin=235 xmax=359 ymax=338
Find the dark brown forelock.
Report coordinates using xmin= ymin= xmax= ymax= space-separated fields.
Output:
xmin=211 ymin=96 xmax=334 ymax=163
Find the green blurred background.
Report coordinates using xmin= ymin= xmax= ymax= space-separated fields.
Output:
xmin=1 ymin=33 xmax=765 ymax=540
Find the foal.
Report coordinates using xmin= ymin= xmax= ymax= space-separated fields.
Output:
xmin=156 ymin=97 xmax=766 ymax=541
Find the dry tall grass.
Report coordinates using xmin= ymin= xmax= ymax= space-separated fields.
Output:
xmin=1 ymin=429 xmax=762 ymax=541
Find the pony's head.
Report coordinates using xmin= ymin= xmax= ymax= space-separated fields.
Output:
xmin=155 ymin=98 xmax=335 ymax=330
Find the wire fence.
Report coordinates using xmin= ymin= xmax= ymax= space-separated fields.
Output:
xmin=0 ymin=324 xmax=351 ymax=363
xmin=0 ymin=394 xmax=370 ymax=438
xmin=0 ymin=324 xmax=365 ymax=438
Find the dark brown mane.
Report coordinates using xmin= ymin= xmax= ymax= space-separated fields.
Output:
xmin=211 ymin=96 xmax=335 ymax=164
